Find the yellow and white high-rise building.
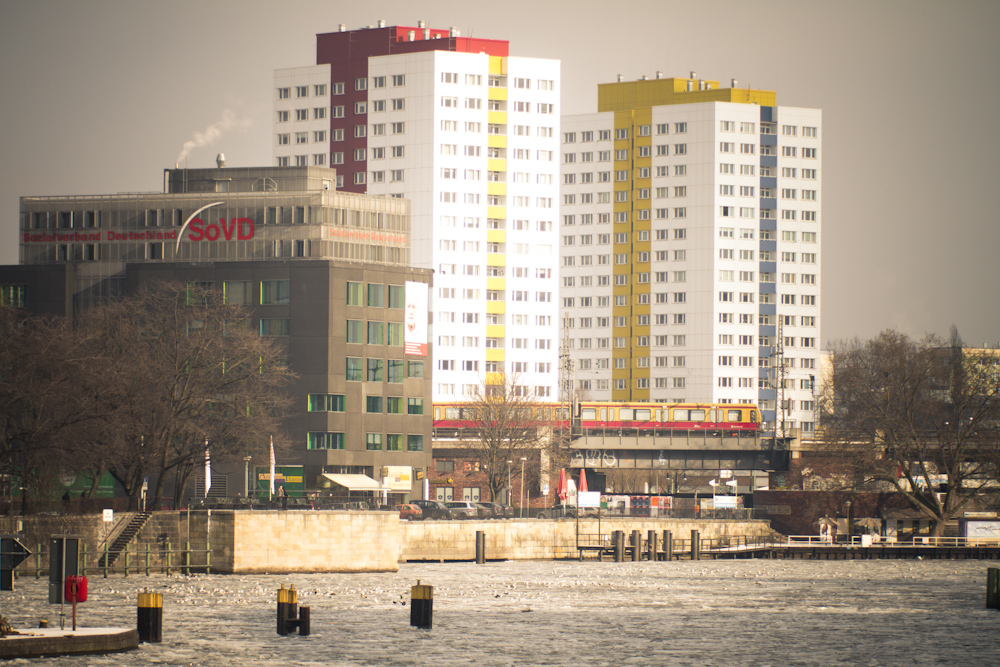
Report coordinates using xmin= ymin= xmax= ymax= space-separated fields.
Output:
xmin=560 ymin=74 xmax=821 ymax=436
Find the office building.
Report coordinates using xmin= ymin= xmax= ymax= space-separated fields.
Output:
xmin=4 ymin=164 xmax=434 ymax=499
xmin=560 ymin=74 xmax=822 ymax=435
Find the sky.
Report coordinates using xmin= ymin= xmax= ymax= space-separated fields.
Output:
xmin=1 ymin=0 xmax=998 ymax=348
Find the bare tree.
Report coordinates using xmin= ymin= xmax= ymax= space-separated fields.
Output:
xmin=822 ymin=330 xmax=1000 ymax=535
xmin=455 ymin=374 xmax=545 ymax=503
xmin=76 ymin=281 xmax=295 ymax=509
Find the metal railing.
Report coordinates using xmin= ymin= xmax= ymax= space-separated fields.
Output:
xmin=14 ymin=540 xmax=212 ymax=579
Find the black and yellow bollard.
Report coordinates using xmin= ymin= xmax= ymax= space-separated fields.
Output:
xmin=988 ymin=568 xmax=1000 ymax=609
xmin=410 ymin=580 xmax=433 ymax=629
xmin=277 ymin=584 xmax=297 ymax=636
xmin=137 ymin=588 xmax=163 ymax=643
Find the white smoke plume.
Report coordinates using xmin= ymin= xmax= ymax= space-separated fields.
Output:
xmin=175 ymin=109 xmax=253 ymax=165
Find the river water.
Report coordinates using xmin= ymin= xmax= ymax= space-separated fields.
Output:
xmin=3 ymin=559 xmax=997 ymax=666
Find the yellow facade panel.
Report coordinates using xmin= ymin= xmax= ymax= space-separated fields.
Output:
xmin=486 ymin=254 xmax=506 ymax=267
xmin=487 ymin=206 xmax=506 ymax=219
xmin=487 ymin=135 xmax=508 ymax=149
xmin=487 ymin=158 xmax=506 ymax=172
xmin=486 ymin=229 xmax=507 ymax=243
xmin=486 ymin=324 xmax=505 ymax=338
xmin=597 ymin=78 xmax=776 ymax=112
xmin=489 ymin=56 xmax=506 ymax=76
xmin=487 ymin=182 xmax=507 ymax=197
xmin=485 ymin=349 xmax=505 ymax=363
xmin=488 ymin=110 xmax=508 ymax=124
xmin=486 ymin=301 xmax=506 ymax=315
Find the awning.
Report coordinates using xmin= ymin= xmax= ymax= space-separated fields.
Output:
xmin=321 ymin=473 xmax=387 ymax=491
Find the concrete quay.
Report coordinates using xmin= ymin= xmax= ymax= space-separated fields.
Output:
xmin=0 ymin=627 xmax=139 ymax=659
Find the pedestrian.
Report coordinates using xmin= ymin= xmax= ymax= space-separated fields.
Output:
xmin=277 ymin=484 xmax=287 ymax=510
xmin=62 ymin=490 xmax=71 ymax=514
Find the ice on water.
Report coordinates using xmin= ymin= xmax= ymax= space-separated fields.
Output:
xmin=3 ymin=559 xmax=997 ymax=666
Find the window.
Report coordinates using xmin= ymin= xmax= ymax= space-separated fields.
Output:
xmin=308 ymin=432 xmax=345 ymax=450
xmin=392 ymin=74 xmax=405 ymax=86
xmin=308 ymin=394 xmax=345 ymax=412
xmin=407 ymin=434 xmax=423 ymax=452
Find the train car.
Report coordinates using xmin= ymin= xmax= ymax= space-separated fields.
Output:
xmin=432 ymin=402 xmax=569 ymax=430
xmin=577 ymin=402 xmax=761 ymax=431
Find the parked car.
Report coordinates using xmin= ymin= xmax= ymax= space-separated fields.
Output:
xmin=477 ymin=501 xmax=510 ymax=519
xmin=411 ymin=499 xmax=454 ymax=520
xmin=395 ymin=503 xmax=422 ymax=521
xmin=444 ymin=501 xmax=480 ymax=519
xmin=536 ymin=504 xmax=598 ymax=519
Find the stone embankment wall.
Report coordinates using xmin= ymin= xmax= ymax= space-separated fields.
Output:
xmin=4 ymin=513 xmax=775 ymax=574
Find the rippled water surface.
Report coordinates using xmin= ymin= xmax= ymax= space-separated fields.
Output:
xmin=3 ymin=559 xmax=997 ymax=666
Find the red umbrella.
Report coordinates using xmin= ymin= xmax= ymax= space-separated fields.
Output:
xmin=557 ymin=469 xmax=568 ymax=501
xmin=578 ymin=469 xmax=589 ymax=494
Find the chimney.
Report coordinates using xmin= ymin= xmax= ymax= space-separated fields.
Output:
xmin=449 ymin=27 xmax=459 ymax=37
xmin=338 ymin=24 xmax=346 ymax=32
xmin=216 ymin=153 xmax=226 ymax=168
xmin=417 ymin=20 xmax=425 ymax=28
xmin=640 ymin=75 xmax=648 ymax=80
xmin=408 ymin=30 xmax=415 ymax=41
xmin=377 ymin=19 xmax=385 ymax=28
xmin=686 ymin=80 xmax=692 ymax=91
xmin=423 ymin=28 xmax=430 ymax=39
xmin=656 ymin=71 xmax=663 ymax=79
xmin=617 ymin=74 xmax=623 ymax=82
xmin=690 ymin=71 xmax=697 ymax=80
xmin=731 ymin=78 xmax=738 ymax=88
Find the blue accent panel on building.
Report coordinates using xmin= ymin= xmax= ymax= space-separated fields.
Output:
xmin=759 ymin=219 xmax=777 ymax=231
xmin=760 ymin=107 xmax=776 ymax=123
xmin=759 ymin=156 xmax=777 ymax=168
xmin=759 ymin=197 xmax=776 ymax=210
xmin=759 ymin=239 xmax=776 ymax=252
xmin=760 ymin=176 xmax=777 ymax=188
xmin=759 ymin=282 xmax=776 ymax=294
xmin=759 ymin=134 xmax=777 ymax=147
xmin=759 ymin=261 xmax=776 ymax=273
xmin=758 ymin=391 xmax=776 ymax=403
xmin=759 ymin=303 xmax=776 ymax=316
xmin=758 ymin=324 xmax=776 ymax=337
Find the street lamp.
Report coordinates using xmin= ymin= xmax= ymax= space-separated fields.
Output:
xmin=243 ymin=455 xmax=252 ymax=502
xmin=520 ymin=457 xmax=527 ymax=518
xmin=507 ymin=460 xmax=512 ymax=506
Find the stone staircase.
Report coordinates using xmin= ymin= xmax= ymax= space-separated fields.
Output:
xmin=98 ymin=512 xmax=152 ymax=567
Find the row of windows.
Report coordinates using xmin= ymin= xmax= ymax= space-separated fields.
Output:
xmin=345 ymin=282 xmax=405 ymax=308
xmin=561 ymin=291 xmax=817 ymax=309
xmin=345 ymin=358 xmax=424 ymax=384
xmin=277 ymin=84 xmax=328 ymax=99
xmin=346 ymin=320 xmax=405 ymax=346
xmin=308 ymin=431 xmax=423 ymax=451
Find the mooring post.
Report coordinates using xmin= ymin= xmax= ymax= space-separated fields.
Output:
xmin=137 ymin=588 xmax=163 ymax=643
xmin=476 ymin=530 xmax=485 ymax=564
xmin=613 ymin=531 xmax=624 ymax=562
xmin=631 ymin=530 xmax=641 ymax=562
xmin=691 ymin=529 xmax=700 ymax=561
xmin=663 ymin=530 xmax=673 ymax=561
xmin=411 ymin=580 xmax=433 ymax=629
xmin=648 ymin=530 xmax=657 ymax=561
xmin=277 ymin=584 xmax=298 ymax=635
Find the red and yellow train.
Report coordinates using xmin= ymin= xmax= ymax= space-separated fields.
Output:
xmin=433 ymin=401 xmax=761 ymax=431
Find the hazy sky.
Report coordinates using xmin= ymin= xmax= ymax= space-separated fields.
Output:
xmin=1 ymin=0 xmax=997 ymax=347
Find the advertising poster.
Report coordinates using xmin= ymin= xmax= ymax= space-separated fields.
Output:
xmin=404 ymin=281 xmax=428 ymax=356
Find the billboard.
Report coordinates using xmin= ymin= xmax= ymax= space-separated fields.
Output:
xmin=380 ymin=466 xmax=413 ymax=492
xmin=404 ymin=281 xmax=428 ymax=356
xmin=255 ymin=465 xmax=304 ymax=497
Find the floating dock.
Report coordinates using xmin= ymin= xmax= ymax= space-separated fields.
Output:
xmin=0 ymin=627 xmax=139 ymax=659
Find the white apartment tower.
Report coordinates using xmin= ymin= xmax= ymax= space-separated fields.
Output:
xmin=560 ymin=75 xmax=821 ymax=436
xmin=274 ymin=23 xmax=562 ymax=403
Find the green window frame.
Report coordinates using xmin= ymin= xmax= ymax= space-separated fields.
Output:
xmin=367 ymin=359 xmax=383 ymax=382
xmin=368 ymin=321 xmax=384 ymax=345
xmin=366 ymin=433 xmax=383 ymax=451
xmin=260 ymin=280 xmax=291 ymax=305
xmin=346 ymin=319 xmax=363 ymax=343
xmin=367 ymin=283 xmax=384 ymax=308
xmin=346 ymin=357 xmax=363 ymax=381
xmin=387 ymin=359 xmax=404 ymax=383
xmin=407 ymin=397 xmax=423 ymax=415
xmin=386 ymin=434 xmax=402 ymax=451
xmin=223 ymin=280 xmax=252 ymax=305
xmin=366 ymin=396 xmax=383 ymax=413
xmin=259 ymin=318 xmax=289 ymax=336
xmin=387 ymin=322 xmax=403 ymax=346
xmin=308 ymin=394 xmax=345 ymax=412
xmin=308 ymin=432 xmax=345 ymax=450
xmin=407 ymin=434 xmax=424 ymax=452
xmin=388 ymin=284 xmax=404 ymax=309
xmin=386 ymin=397 xmax=402 ymax=414
xmin=347 ymin=281 xmax=363 ymax=306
